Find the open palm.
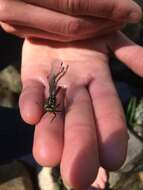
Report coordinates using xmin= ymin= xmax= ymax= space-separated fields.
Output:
xmin=19 ymin=32 xmax=143 ymax=189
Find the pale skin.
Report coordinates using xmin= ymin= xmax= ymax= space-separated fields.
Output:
xmin=19 ymin=32 xmax=143 ymax=190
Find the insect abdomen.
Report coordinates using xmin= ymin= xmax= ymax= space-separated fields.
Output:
xmin=48 ymin=96 xmax=56 ymax=107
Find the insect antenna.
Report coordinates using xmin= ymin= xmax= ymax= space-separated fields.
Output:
xmin=55 ymin=65 xmax=69 ymax=86
xmin=54 ymin=62 xmax=65 ymax=79
xmin=55 ymin=86 xmax=61 ymax=96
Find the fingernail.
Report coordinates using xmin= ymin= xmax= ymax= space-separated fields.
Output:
xmin=127 ymin=11 xmax=142 ymax=23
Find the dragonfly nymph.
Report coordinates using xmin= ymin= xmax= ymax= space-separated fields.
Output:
xmin=44 ymin=62 xmax=68 ymax=120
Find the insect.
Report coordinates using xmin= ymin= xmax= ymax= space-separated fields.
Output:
xmin=44 ymin=62 xmax=68 ymax=120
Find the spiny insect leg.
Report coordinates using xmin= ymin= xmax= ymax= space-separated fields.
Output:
xmin=51 ymin=112 xmax=57 ymax=121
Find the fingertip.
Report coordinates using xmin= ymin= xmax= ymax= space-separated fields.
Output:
xmin=100 ymin=126 xmax=128 ymax=171
xmin=127 ymin=2 xmax=142 ymax=23
xmin=19 ymin=92 xmax=44 ymax=125
xmin=61 ymin=162 xmax=99 ymax=190
xmin=101 ymin=154 xmax=127 ymax=171
xmin=32 ymin=113 xmax=64 ymax=167
xmin=19 ymin=81 xmax=45 ymax=125
xmin=33 ymin=141 xmax=61 ymax=167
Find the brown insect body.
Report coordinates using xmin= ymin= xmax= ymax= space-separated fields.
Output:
xmin=44 ymin=62 xmax=68 ymax=119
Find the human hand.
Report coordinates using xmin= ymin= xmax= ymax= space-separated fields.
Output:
xmin=19 ymin=32 xmax=143 ymax=189
xmin=0 ymin=0 xmax=142 ymax=42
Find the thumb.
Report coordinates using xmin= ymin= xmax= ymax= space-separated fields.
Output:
xmin=107 ymin=31 xmax=143 ymax=77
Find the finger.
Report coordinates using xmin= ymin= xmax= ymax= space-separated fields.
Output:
xmin=0 ymin=0 xmax=124 ymax=38
xmin=107 ymin=31 xmax=143 ymax=77
xmin=24 ymin=0 xmax=142 ymax=23
xmin=33 ymin=88 xmax=65 ymax=166
xmin=90 ymin=167 xmax=109 ymax=190
xmin=19 ymin=79 xmax=45 ymax=125
xmin=61 ymin=87 xmax=99 ymax=190
xmin=1 ymin=22 xmax=70 ymax=41
xmin=1 ymin=22 xmax=52 ymax=39
xmin=89 ymin=61 xmax=128 ymax=171
xmin=1 ymin=20 xmax=124 ymax=42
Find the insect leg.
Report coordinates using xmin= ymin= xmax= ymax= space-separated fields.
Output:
xmin=51 ymin=112 xmax=57 ymax=121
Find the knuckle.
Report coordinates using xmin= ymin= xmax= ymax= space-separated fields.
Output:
xmin=66 ymin=18 xmax=81 ymax=35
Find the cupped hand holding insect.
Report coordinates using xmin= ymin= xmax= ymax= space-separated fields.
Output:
xmin=0 ymin=0 xmax=142 ymax=41
xmin=19 ymin=32 xmax=143 ymax=190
